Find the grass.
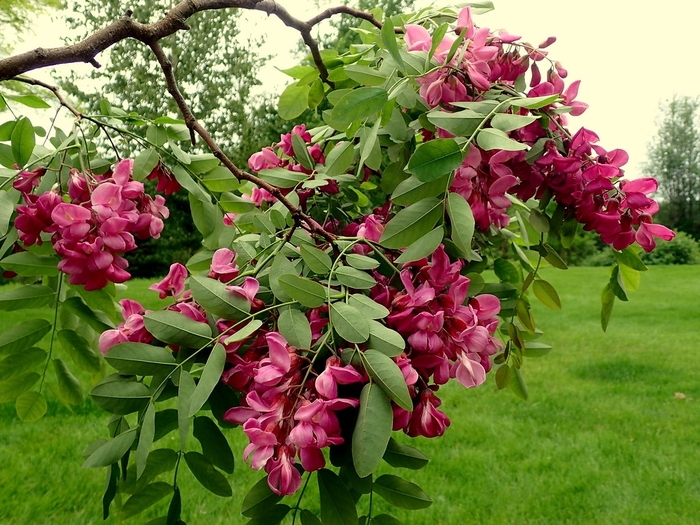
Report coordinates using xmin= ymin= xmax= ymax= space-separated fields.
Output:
xmin=1 ymin=266 xmax=699 ymax=524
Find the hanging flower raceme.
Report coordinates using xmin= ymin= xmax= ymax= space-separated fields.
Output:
xmin=13 ymin=159 xmax=171 ymax=290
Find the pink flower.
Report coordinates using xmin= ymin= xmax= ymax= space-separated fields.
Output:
xmin=149 ymin=263 xmax=187 ymax=299
xmin=264 ymin=445 xmax=302 ymax=496
xmin=635 ymin=216 xmax=675 ymax=252
xmin=208 ymin=248 xmax=239 ymax=282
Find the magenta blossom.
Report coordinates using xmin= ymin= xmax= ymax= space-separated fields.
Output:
xmin=149 ymin=263 xmax=187 ymax=299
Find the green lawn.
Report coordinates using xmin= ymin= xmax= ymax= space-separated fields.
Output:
xmin=1 ymin=266 xmax=699 ymax=524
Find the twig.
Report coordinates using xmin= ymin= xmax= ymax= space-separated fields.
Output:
xmin=148 ymin=41 xmax=337 ymax=243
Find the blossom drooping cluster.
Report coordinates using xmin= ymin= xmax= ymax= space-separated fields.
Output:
xmin=14 ymin=159 xmax=170 ymax=290
xmin=372 ymin=246 xmax=502 ymax=438
xmin=403 ymin=6 xmax=674 ymax=251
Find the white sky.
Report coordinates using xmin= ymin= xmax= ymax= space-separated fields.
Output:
xmin=15 ymin=1 xmax=700 ymax=179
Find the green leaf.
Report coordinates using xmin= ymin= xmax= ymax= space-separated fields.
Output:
xmin=330 ymin=87 xmax=388 ymax=129
xmin=62 ymin=297 xmax=114 ymax=332
xmin=367 ymin=321 xmax=405 ymax=357
xmin=144 ymin=310 xmax=212 ymax=349
xmin=476 ymin=128 xmax=527 ymax=151
xmin=245 ymin=504 xmax=291 ymax=524
xmin=120 ymin=448 xmax=177 ymax=495
xmin=194 ymin=416 xmax=235 ymax=474
xmin=426 ymin=109 xmax=484 ymax=137
xmin=105 ymin=343 xmax=176 ymax=376
xmin=172 ymin=164 xmax=211 ymax=204
xmin=335 ymin=266 xmax=376 ymax=290
xmin=258 ymin=167 xmax=308 ymax=188
xmin=532 ymin=279 xmax=561 ymax=310
xmin=508 ymin=367 xmax=529 ymax=400
xmin=53 ymin=358 xmax=82 ymax=405
xmin=509 ymin=94 xmax=560 ymax=109
xmin=322 ymin=141 xmax=356 ymax=178
xmin=178 ymin=369 xmax=195 ymax=449
xmin=224 ymin=319 xmax=263 ymax=345
xmin=361 ymin=350 xmax=412 ymax=411
xmin=381 ymin=17 xmax=405 ymax=70
xmin=132 ymin=148 xmax=160 ymax=181
xmin=269 ymin=255 xmax=298 ymax=302
xmin=220 ymin=192 xmax=256 ymax=213
xmin=528 ymin=208 xmax=550 ymax=233
xmin=374 ymin=474 xmax=432 ymax=509
xmin=318 ymin=469 xmax=358 ymax=525
xmin=15 ymin=390 xmax=47 ymax=422
xmin=189 ymin=343 xmax=226 ymax=416
xmin=278 ymin=83 xmax=311 ymax=120
xmin=0 ymin=319 xmax=51 ymax=357
xmin=168 ymin=139 xmax=190 ymax=164
xmin=379 ymin=198 xmax=443 ymax=249
xmin=352 ymin=382 xmax=393 ymax=478
xmin=614 ymin=246 xmax=648 ymax=271
xmin=345 ymin=64 xmax=387 ymax=86
xmin=184 ymin=451 xmax=232 ymax=497
xmin=345 ymin=254 xmax=380 ymax=270
xmin=11 ymin=117 xmax=35 ymax=167
xmin=90 ymin=376 xmax=150 ymax=415
xmin=348 ymin=294 xmax=389 ymax=319
xmin=494 ymin=258 xmax=520 ymax=284
xmin=359 ymin=119 xmax=381 ymax=170
xmin=371 ymin=515 xmax=404 ymax=525
xmin=146 ymin=125 xmax=168 ymax=146
xmin=120 ymin=482 xmax=172 ymax=519
xmin=0 ymin=371 xmax=39 ymax=402
xmin=610 ymin=265 xmax=628 ymax=301
xmin=0 ymin=284 xmax=55 ymax=311
xmin=0 ymin=347 xmax=46 ymax=381
xmin=300 ymin=245 xmax=333 ymax=274
xmin=0 ymin=252 xmax=58 ymax=276
xmin=278 ymin=308 xmax=312 ymax=349
xmin=406 ymin=139 xmax=464 ymax=182
xmin=137 ymin=403 xmax=156 ymax=479
xmin=202 ymin=166 xmax=240 ymax=192
xmin=166 ymin=486 xmax=181 ymax=525
xmin=278 ymin=274 xmax=327 ymax=308
xmin=330 ymin=302 xmax=369 ymax=343
xmin=446 ymin=192 xmax=475 ymax=255
xmin=308 ymin=77 xmax=325 ymax=109
xmin=523 ymin=341 xmax=552 ymax=357
xmin=57 ymin=329 xmax=101 ymax=373
xmin=6 ymin=95 xmax=51 ymax=109
xmin=300 ymin=509 xmax=323 ymax=525
xmin=601 ymin=283 xmax=615 ymax=332
xmin=395 ymin=227 xmax=443 ymax=264
xmin=383 ymin=438 xmax=429 ymax=470
xmin=242 ymin=476 xmax=282 ymax=518
xmin=391 ymin=174 xmax=448 ymax=206
xmin=189 ymin=275 xmax=251 ymax=321
xmin=292 ymin=132 xmax=315 ymax=170
xmin=75 ymin=286 xmax=117 ymax=322
xmin=491 ymin=113 xmax=538 ymax=132
xmin=83 ymin=428 xmax=137 ymax=468
xmin=0 ymin=190 xmax=14 ymax=238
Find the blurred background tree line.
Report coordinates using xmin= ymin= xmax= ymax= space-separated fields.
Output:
xmin=2 ymin=0 xmax=698 ymax=272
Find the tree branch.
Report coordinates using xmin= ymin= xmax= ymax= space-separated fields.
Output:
xmin=147 ymin=40 xmax=337 ymax=243
xmin=0 ymin=0 xmax=383 ymax=84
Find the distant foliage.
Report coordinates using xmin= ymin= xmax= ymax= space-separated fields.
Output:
xmin=641 ymin=231 xmax=700 ymax=265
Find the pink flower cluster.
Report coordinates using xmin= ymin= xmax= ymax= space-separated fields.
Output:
xmin=222 ymin=332 xmax=363 ymax=496
xmin=246 ymin=124 xmax=338 ymax=210
xmin=403 ymin=7 xmax=673 ymax=251
xmin=99 ymin=248 xmax=261 ymax=354
xmin=371 ymin=246 xmax=501 ymax=438
xmin=14 ymin=160 xmax=170 ymax=290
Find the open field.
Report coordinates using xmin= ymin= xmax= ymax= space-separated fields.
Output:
xmin=0 ymin=266 xmax=699 ymax=524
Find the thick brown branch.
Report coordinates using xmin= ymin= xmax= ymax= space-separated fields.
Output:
xmin=0 ymin=0 xmax=382 ymax=83
xmin=148 ymin=41 xmax=337 ymax=243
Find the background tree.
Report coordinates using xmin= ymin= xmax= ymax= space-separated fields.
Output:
xmin=643 ymin=95 xmax=700 ymax=238
xmin=59 ymin=0 xmax=288 ymax=276
xmin=0 ymin=0 xmax=61 ymax=55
